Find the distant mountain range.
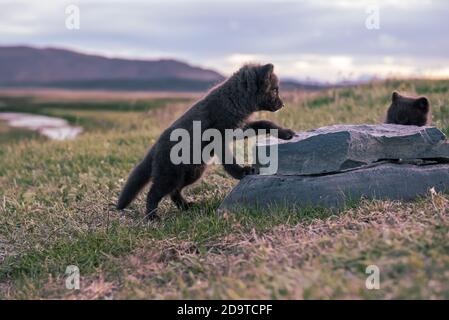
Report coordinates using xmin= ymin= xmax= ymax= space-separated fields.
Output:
xmin=0 ymin=46 xmax=326 ymax=91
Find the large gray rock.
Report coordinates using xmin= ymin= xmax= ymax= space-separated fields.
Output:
xmin=220 ymin=163 xmax=449 ymax=211
xmin=256 ymin=124 xmax=449 ymax=175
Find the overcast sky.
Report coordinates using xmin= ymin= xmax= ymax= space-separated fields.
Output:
xmin=1 ymin=0 xmax=448 ymax=82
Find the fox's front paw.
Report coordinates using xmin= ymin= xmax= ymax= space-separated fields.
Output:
xmin=242 ymin=166 xmax=260 ymax=177
xmin=278 ymin=128 xmax=296 ymax=140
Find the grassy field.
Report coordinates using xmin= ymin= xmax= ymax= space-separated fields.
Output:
xmin=0 ymin=80 xmax=449 ymax=299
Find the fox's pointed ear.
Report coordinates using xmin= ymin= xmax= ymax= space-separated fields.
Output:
xmin=416 ymin=97 xmax=430 ymax=112
xmin=259 ymin=64 xmax=274 ymax=79
xmin=257 ymin=64 xmax=274 ymax=91
xmin=392 ymin=91 xmax=400 ymax=102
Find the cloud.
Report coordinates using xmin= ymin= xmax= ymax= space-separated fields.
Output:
xmin=208 ymin=53 xmax=449 ymax=83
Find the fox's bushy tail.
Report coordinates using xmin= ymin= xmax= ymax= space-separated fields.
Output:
xmin=117 ymin=149 xmax=154 ymax=209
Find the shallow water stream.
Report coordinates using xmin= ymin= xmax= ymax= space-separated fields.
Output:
xmin=0 ymin=112 xmax=83 ymax=140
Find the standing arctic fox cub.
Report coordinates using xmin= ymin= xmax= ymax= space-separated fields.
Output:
xmin=117 ymin=63 xmax=295 ymax=220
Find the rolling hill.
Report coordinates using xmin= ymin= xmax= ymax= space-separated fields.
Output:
xmin=0 ymin=46 xmax=224 ymax=91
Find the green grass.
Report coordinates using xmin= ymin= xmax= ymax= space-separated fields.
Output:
xmin=0 ymin=96 xmax=190 ymax=113
xmin=0 ymin=205 xmax=333 ymax=282
xmin=0 ymin=121 xmax=45 ymax=145
xmin=1 ymin=79 xmax=449 ymax=299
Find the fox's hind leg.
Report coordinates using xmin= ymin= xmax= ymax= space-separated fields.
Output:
xmin=145 ymin=178 xmax=177 ymax=220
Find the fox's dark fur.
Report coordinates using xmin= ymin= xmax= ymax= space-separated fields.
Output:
xmin=386 ymin=91 xmax=430 ymax=126
xmin=117 ymin=64 xmax=295 ymax=220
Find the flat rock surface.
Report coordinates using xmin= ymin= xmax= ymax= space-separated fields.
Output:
xmin=220 ymin=163 xmax=449 ymax=211
xmin=257 ymin=124 xmax=449 ymax=175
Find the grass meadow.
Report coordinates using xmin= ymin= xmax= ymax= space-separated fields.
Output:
xmin=1 ymin=79 xmax=449 ymax=299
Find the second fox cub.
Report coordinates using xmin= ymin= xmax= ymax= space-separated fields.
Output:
xmin=117 ymin=63 xmax=295 ymax=220
xmin=386 ymin=91 xmax=430 ymax=126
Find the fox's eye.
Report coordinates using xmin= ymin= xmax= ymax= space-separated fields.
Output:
xmin=272 ymin=88 xmax=278 ymax=95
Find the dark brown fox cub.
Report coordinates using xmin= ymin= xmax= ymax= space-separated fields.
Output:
xmin=117 ymin=64 xmax=295 ymax=220
xmin=386 ymin=91 xmax=430 ymax=126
